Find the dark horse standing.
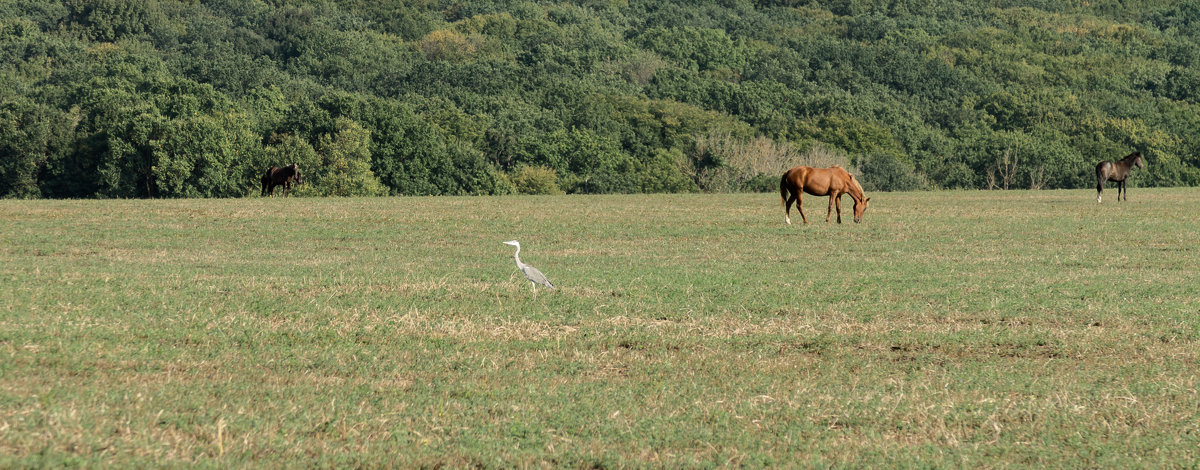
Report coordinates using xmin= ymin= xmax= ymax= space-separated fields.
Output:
xmin=1095 ymin=152 xmax=1145 ymax=203
xmin=261 ymin=163 xmax=302 ymax=197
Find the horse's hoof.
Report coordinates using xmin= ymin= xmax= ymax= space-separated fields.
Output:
xmin=786 ymin=217 xmax=791 ymax=225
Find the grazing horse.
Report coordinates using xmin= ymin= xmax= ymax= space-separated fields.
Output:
xmin=261 ymin=163 xmax=302 ymax=197
xmin=1095 ymin=152 xmax=1145 ymax=203
xmin=780 ymin=165 xmax=871 ymax=224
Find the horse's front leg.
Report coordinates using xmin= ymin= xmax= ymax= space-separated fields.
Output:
xmin=826 ymin=194 xmax=836 ymax=223
xmin=834 ymin=194 xmax=844 ymax=223
xmin=797 ymin=193 xmax=808 ymax=223
xmin=1120 ymin=181 xmax=1127 ymax=201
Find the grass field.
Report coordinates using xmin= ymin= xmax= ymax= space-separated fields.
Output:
xmin=2 ymin=189 xmax=1198 ymax=467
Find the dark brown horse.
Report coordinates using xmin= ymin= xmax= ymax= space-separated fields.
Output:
xmin=261 ymin=163 xmax=302 ymax=197
xmin=1095 ymin=152 xmax=1145 ymax=203
xmin=780 ymin=165 xmax=870 ymax=224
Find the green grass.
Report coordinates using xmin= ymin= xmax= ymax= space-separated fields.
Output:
xmin=2 ymin=189 xmax=1198 ymax=467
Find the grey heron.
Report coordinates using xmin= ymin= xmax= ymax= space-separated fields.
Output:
xmin=503 ymin=240 xmax=555 ymax=295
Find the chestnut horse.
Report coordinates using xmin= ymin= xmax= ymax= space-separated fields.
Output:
xmin=780 ymin=165 xmax=870 ymax=224
xmin=261 ymin=163 xmax=302 ymax=197
xmin=1095 ymin=151 xmax=1145 ymax=203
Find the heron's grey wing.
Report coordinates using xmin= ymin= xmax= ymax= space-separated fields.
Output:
xmin=521 ymin=265 xmax=555 ymax=289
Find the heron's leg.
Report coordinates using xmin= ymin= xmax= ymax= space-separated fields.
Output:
xmin=531 ymin=281 xmax=537 ymax=298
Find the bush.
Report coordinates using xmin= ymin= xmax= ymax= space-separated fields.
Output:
xmin=637 ymin=148 xmax=699 ymax=193
xmin=858 ymin=152 xmax=925 ymax=192
xmin=506 ymin=165 xmax=564 ymax=195
xmin=694 ymin=138 xmax=856 ymax=192
xmin=294 ymin=118 xmax=388 ymax=197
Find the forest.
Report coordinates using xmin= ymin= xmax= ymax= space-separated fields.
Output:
xmin=1 ymin=0 xmax=1198 ymax=198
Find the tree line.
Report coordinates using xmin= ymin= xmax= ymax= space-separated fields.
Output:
xmin=2 ymin=0 xmax=1198 ymax=198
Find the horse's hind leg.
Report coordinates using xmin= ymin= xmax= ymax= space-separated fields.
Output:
xmin=1119 ymin=181 xmax=1126 ymax=202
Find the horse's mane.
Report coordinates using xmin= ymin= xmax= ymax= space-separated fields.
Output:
xmin=833 ymin=166 xmax=862 ymax=192
xmin=848 ymin=172 xmax=864 ymax=198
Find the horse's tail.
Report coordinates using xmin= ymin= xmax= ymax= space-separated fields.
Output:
xmin=780 ymin=171 xmax=794 ymax=224
xmin=1095 ymin=161 xmax=1109 ymax=202
xmin=780 ymin=172 xmax=791 ymax=208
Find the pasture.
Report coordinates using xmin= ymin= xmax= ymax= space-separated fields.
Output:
xmin=1 ymin=189 xmax=1198 ymax=467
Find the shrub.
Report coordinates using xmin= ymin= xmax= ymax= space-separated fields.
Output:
xmin=693 ymin=134 xmax=856 ymax=192
xmin=506 ymin=165 xmax=564 ymax=195
xmin=294 ymin=118 xmax=388 ymax=197
xmin=858 ymin=152 xmax=925 ymax=192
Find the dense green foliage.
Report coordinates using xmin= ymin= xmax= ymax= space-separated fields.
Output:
xmin=2 ymin=0 xmax=1198 ymax=197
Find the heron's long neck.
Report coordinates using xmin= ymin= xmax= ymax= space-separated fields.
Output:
xmin=512 ymin=246 xmax=522 ymax=265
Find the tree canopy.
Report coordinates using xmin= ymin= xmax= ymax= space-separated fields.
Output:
xmin=2 ymin=0 xmax=1198 ymax=197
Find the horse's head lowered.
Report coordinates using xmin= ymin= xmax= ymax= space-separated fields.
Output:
xmin=852 ymin=196 xmax=871 ymax=223
xmin=848 ymin=174 xmax=870 ymax=223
